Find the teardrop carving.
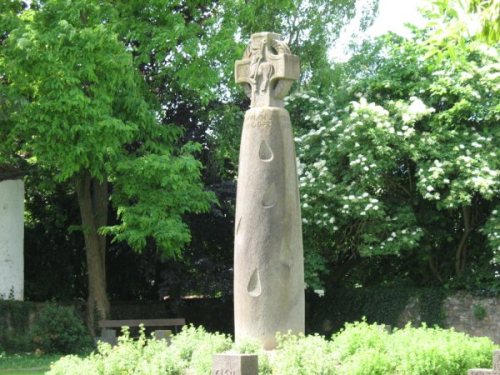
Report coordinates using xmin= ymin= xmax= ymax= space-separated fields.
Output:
xmin=247 ymin=269 xmax=262 ymax=297
xmin=236 ymin=216 xmax=242 ymax=234
xmin=259 ymin=140 xmax=273 ymax=161
xmin=262 ymin=183 xmax=277 ymax=208
xmin=280 ymin=239 xmax=292 ymax=269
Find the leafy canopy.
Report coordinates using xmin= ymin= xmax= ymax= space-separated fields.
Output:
xmin=0 ymin=0 xmax=214 ymax=255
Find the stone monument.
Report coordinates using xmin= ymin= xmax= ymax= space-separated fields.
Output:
xmin=0 ymin=166 xmax=24 ymax=300
xmin=233 ymin=32 xmax=304 ymax=350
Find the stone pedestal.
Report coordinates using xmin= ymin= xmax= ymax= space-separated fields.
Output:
xmin=234 ymin=32 xmax=304 ymax=350
xmin=0 ymin=178 xmax=24 ymax=300
xmin=468 ymin=350 xmax=500 ymax=375
xmin=212 ymin=353 xmax=258 ymax=375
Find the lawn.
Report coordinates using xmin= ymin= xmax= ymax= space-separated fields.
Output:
xmin=0 ymin=353 xmax=61 ymax=375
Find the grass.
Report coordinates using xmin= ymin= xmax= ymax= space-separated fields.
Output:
xmin=0 ymin=352 xmax=61 ymax=375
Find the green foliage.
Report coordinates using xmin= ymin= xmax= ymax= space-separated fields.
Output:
xmin=31 ymin=303 xmax=94 ymax=354
xmin=0 ymin=301 xmax=35 ymax=352
xmin=48 ymin=325 xmax=232 ymax=375
xmin=169 ymin=325 xmax=232 ymax=374
xmin=472 ymin=304 xmax=487 ymax=320
xmin=106 ymin=146 xmax=214 ymax=255
xmin=0 ymin=0 xmax=216 ymax=308
xmin=0 ymin=352 xmax=61 ymax=371
xmin=424 ymin=0 xmax=499 ymax=47
xmin=308 ymin=287 xmax=448 ymax=336
xmin=47 ymin=323 xmax=498 ymax=374
xmin=330 ymin=320 xmax=497 ymax=375
xmin=273 ymin=333 xmax=337 ymax=375
xmin=291 ymin=14 xmax=499 ymax=288
xmin=207 ymin=0 xmax=380 ymax=179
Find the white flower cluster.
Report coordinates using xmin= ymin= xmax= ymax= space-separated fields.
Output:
xmin=470 ymin=167 xmax=498 ymax=196
xmin=428 ymin=159 xmax=447 ymax=179
xmin=340 ymin=193 xmax=380 ymax=216
xmin=401 ymin=97 xmax=435 ymax=124
xmin=348 ymin=154 xmax=376 ymax=173
xmin=377 ymin=227 xmax=423 ymax=251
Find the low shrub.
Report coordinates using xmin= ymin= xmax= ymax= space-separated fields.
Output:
xmin=47 ymin=321 xmax=498 ymax=375
xmin=48 ymin=325 xmax=232 ymax=375
xmin=31 ymin=303 xmax=94 ymax=354
xmin=329 ymin=320 xmax=496 ymax=375
xmin=0 ymin=300 xmax=36 ymax=352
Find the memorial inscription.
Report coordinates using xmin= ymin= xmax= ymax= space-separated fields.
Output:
xmin=214 ymin=370 xmax=236 ymax=375
xmin=212 ymin=353 xmax=258 ymax=375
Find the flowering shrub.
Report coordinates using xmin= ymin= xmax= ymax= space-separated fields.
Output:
xmin=287 ymin=28 xmax=499 ymax=289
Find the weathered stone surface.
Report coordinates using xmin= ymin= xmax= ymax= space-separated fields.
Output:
xmin=443 ymin=293 xmax=500 ymax=344
xmin=0 ymin=179 xmax=24 ymax=300
xmin=235 ymin=32 xmax=299 ymax=109
xmin=468 ymin=350 xmax=500 ymax=375
xmin=153 ymin=329 xmax=172 ymax=343
xmin=212 ymin=353 xmax=258 ymax=375
xmin=99 ymin=328 xmax=117 ymax=346
xmin=234 ymin=32 xmax=304 ymax=350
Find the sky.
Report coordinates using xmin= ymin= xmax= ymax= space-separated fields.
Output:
xmin=330 ymin=0 xmax=427 ymax=62
xmin=368 ymin=0 xmax=427 ymax=37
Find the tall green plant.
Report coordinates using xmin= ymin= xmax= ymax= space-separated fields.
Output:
xmin=0 ymin=0 xmax=214 ymax=328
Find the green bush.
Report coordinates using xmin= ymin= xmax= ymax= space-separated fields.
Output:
xmin=47 ymin=322 xmax=498 ymax=375
xmin=329 ymin=321 xmax=497 ymax=375
xmin=0 ymin=300 xmax=36 ymax=352
xmin=31 ymin=303 xmax=94 ymax=354
xmin=48 ymin=325 xmax=232 ymax=375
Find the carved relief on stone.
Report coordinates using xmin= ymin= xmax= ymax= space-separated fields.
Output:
xmin=235 ymin=32 xmax=300 ymax=108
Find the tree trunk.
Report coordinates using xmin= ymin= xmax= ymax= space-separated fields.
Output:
xmin=428 ymin=256 xmax=444 ymax=284
xmin=455 ymin=206 xmax=472 ymax=276
xmin=75 ymin=172 xmax=110 ymax=335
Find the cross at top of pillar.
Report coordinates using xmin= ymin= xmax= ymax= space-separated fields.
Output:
xmin=235 ymin=32 xmax=300 ymax=108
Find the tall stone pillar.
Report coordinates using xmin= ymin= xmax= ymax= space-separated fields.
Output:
xmin=233 ymin=32 xmax=304 ymax=350
xmin=0 ymin=166 xmax=24 ymax=300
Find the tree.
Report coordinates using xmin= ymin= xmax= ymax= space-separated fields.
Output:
xmin=2 ymin=0 xmax=382 ymax=313
xmin=423 ymin=0 xmax=499 ymax=46
xmin=291 ymin=19 xmax=499 ymax=289
xmin=107 ymin=0 xmax=381 ymax=298
xmin=0 ymin=0 xmax=213 ymax=330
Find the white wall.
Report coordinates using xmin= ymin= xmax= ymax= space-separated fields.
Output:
xmin=0 ymin=179 xmax=24 ymax=300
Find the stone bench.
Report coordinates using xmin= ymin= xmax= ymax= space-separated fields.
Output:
xmin=98 ymin=318 xmax=186 ymax=345
xmin=468 ymin=350 xmax=500 ymax=375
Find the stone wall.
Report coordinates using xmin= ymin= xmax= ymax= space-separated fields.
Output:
xmin=307 ymin=288 xmax=500 ymax=346
xmin=443 ymin=292 xmax=499 ymax=344
xmin=396 ymin=292 xmax=499 ymax=344
xmin=0 ymin=178 xmax=24 ymax=300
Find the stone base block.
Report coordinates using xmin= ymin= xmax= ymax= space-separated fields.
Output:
xmin=153 ymin=329 xmax=172 ymax=344
xmin=99 ymin=328 xmax=117 ymax=346
xmin=212 ymin=353 xmax=258 ymax=375
xmin=494 ymin=351 xmax=500 ymax=371
xmin=468 ymin=350 xmax=500 ymax=375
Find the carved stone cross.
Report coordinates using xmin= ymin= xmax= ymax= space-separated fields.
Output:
xmin=235 ymin=32 xmax=300 ymax=108
xmin=233 ymin=32 xmax=304 ymax=350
